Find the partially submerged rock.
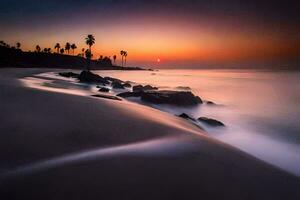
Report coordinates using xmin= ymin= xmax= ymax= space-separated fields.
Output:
xmin=78 ymin=71 xmax=109 ymax=85
xmin=198 ymin=117 xmax=225 ymax=127
xmin=117 ymin=91 xmax=142 ymax=98
xmin=59 ymin=72 xmax=79 ymax=78
xmin=141 ymin=90 xmax=202 ymax=106
xmin=176 ymin=86 xmax=191 ymax=91
xmin=91 ymin=94 xmax=122 ymax=101
xmin=206 ymin=101 xmax=216 ymax=105
xmin=123 ymin=83 xmax=132 ymax=88
xmin=133 ymin=85 xmax=158 ymax=92
xmin=178 ymin=113 xmax=196 ymax=121
xmin=99 ymin=87 xmax=110 ymax=93
xmin=112 ymin=81 xmax=125 ymax=89
xmin=132 ymin=85 xmax=143 ymax=92
xmin=104 ymin=77 xmax=124 ymax=83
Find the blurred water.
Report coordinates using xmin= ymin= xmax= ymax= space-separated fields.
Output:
xmin=97 ymin=69 xmax=300 ymax=176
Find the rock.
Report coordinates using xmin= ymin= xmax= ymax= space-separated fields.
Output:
xmin=141 ymin=90 xmax=202 ymax=106
xmin=198 ymin=117 xmax=225 ymax=127
xmin=92 ymin=94 xmax=122 ymax=101
xmin=206 ymin=101 xmax=216 ymax=105
xmin=78 ymin=71 xmax=109 ymax=85
xmin=112 ymin=81 xmax=125 ymax=89
xmin=59 ymin=72 xmax=79 ymax=78
xmin=117 ymin=91 xmax=142 ymax=98
xmin=178 ymin=113 xmax=196 ymax=121
xmin=99 ymin=87 xmax=110 ymax=93
xmin=176 ymin=86 xmax=191 ymax=91
xmin=123 ymin=83 xmax=132 ymax=88
xmin=104 ymin=77 xmax=124 ymax=83
xmin=144 ymin=85 xmax=158 ymax=91
xmin=132 ymin=85 xmax=144 ymax=92
xmin=133 ymin=84 xmax=158 ymax=92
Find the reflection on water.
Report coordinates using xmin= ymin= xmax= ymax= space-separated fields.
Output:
xmin=97 ymin=69 xmax=300 ymax=176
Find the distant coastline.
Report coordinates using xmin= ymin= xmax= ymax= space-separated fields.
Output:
xmin=0 ymin=46 xmax=146 ymax=71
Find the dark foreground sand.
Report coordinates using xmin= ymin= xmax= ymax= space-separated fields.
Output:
xmin=0 ymin=68 xmax=300 ymax=199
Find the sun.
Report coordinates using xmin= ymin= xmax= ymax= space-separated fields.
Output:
xmin=157 ymin=58 xmax=161 ymax=63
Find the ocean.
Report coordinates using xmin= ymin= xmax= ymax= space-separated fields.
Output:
xmin=96 ymin=69 xmax=300 ymax=176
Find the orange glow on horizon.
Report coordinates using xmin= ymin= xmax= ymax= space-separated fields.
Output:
xmin=4 ymin=18 xmax=299 ymax=67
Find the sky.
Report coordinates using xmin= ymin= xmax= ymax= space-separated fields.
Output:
xmin=0 ymin=0 xmax=299 ymax=68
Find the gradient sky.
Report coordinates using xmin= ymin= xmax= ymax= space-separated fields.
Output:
xmin=1 ymin=0 xmax=299 ymax=68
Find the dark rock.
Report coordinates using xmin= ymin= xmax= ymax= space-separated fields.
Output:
xmin=198 ymin=117 xmax=225 ymax=127
xmin=59 ymin=72 xmax=79 ymax=78
xmin=99 ymin=87 xmax=110 ymax=93
xmin=125 ymin=81 xmax=135 ymax=84
xmin=112 ymin=81 xmax=125 ymax=89
xmin=141 ymin=90 xmax=202 ymax=106
xmin=78 ymin=71 xmax=109 ymax=84
xmin=117 ymin=91 xmax=142 ymax=98
xmin=92 ymin=94 xmax=122 ymax=101
xmin=206 ymin=101 xmax=216 ymax=105
xmin=104 ymin=77 xmax=124 ymax=83
xmin=132 ymin=85 xmax=144 ymax=92
xmin=178 ymin=113 xmax=196 ymax=121
xmin=123 ymin=83 xmax=132 ymax=88
xmin=176 ymin=86 xmax=191 ymax=91
xmin=144 ymin=85 xmax=158 ymax=91
xmin=133 ymin=84 xmax=158 ymax=92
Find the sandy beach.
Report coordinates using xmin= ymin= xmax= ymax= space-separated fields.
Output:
xmin=1 ymin=68 xmax=300 ymax=199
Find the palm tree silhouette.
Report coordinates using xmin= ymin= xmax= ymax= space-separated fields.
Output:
xmin=81 ymin=48 xmax=85 ymax=57
xmin=120 ymin=50 xmax=125 ymax=67
xmin=113 ymin=55 xmax=117 ymax=64
xmin=124 ymin=51 xmax=128 ymax=67
xmin=85 ymin=49 xmax=93 ymax=71
xmin=55 ymin=43 xmax=60 ymax=53
xmin=85 ymin=34 xmax=95 ymax=55
xmin=71 ymin=44 xmax=77 ymax=55
xmin=16 ymin=42 xmax=21 ymax=50
xmin=36 ymin=45 xmax=41 ymax=53
xmin=120 ymin=50 xmax=128 ymax=67
xmin=60 ymin=48 xmax=65 ymax=54
xmin=65 ymin=42 xmax=71 ymax=55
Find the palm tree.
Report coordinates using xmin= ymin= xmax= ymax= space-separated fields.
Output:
xmin=120 ymin=50 xmax=125 ymax=67
xmin=124 ymin=51 xmax=128 ymax=67
xmin=65 ymin=42 xmax=71 ymax=55
xmin=81 ymin=48 xmax=85 ymax=57
xmin=113 ymin=55 xmax=117 ymax=64
xmin=16 ymin=42 xmax=21 ymax=49
xmin=71 ymin=44 xmax=77 ymax=55
xmin=85 ymin=34 xmax=95 ymax=54
xmin=55 ymin=43 xmax=60 ymax=53
xmin=60 ymin=48 xmax=65 ymax=54
xmin=36 ymin=45 xmax=41 ymax=53
xmin=85 ymin=49 xmax=92 ymax=71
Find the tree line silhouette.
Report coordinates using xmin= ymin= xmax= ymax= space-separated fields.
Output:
xmin=0 ymin=34 xmax=128 ymax=68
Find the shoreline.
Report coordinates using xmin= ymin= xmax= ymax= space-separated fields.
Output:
xmin=1 ymin=68 xmax=300 ymax=199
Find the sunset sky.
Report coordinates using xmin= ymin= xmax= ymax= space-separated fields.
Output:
xmin=1 ymin=0 xmax=299 ymax=68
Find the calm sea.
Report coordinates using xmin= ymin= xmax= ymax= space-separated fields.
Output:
xmin=96 ymin=69 xmax=300 ymax=176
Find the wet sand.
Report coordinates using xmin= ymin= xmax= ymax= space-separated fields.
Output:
xmin=0 ymin=68 xmax=300 ymax=199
